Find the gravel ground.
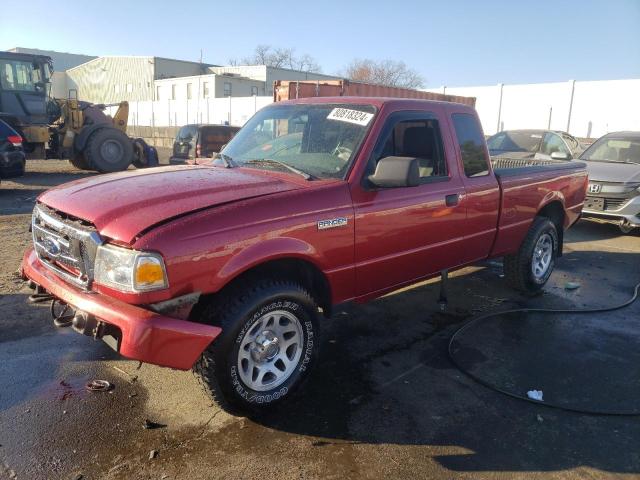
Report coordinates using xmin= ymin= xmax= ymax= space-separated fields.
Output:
xmin=0 ymin=160 xmax=639 ymax=480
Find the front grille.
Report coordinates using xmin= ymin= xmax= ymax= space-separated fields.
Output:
xmin=585 ymin=196 xmax=632 ymax=212
xmin=604 ymin=198 xmax=628 ymax=211
xmin=32 ymin=204 xmax=102 ymax=289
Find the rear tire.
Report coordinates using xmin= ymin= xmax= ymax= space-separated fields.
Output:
xmin=132 ymin=138 xmax=148 ymax=168
xmin=194 ymin=278 xmax=320 ymax=415
xmin=84 ymin=128 xmax=133 ymax=173
xmin=69 ymin=153 xmax=89 ymax=170
xmin=504 ymin=217 xmax=559 ymax=295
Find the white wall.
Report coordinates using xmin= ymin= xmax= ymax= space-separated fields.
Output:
xmin=426 ymin=79 xmax=640 ymax=138
xmin=106 ymin=96 xmax=274 ymax=128
xmin=109 ymin=78 xmax=640 ymax=137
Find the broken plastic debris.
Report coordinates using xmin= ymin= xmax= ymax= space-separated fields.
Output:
xmin=564 ymin=282 xmax=580 ymax=290
xmin=143 ymin=419 xmax=166 ymax=430
xmin=85 ymin=380 xmax=113 ymax=392
xmin=527 ymin=390 xmax=544 ymax=401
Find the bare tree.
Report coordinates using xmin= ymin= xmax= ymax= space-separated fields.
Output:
xmin=232 ymin=45 xmax=322 ymax=73
xmin=342 ymin=59 xmax=425 ymax=89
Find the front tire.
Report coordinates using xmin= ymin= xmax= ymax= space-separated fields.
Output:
xmin=504 ymin=217 xmax=559 ymax=295
xmin=84 ymin=128 xmax=133 ymax=173
xmin=194 ymin=278 xmax=320 ymax=414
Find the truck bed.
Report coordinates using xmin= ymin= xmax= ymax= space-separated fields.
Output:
xmin=489 ymin=158 xmax=587 ymax=257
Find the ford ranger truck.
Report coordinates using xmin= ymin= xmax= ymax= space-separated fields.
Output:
xmin=22 ymin=98 xmax=588 ymax=413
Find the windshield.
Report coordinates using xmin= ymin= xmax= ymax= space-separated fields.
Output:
xmin=0 ymin=59 xmax=45 ymax=92
xmin=487 ymin=131 xmax=543 ymax=153
xmin=221 ymin=103 xmax=376 ymax=179
xmin=580 ymin=136 xmax=640 ymax=164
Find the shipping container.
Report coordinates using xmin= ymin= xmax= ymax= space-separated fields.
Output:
xmin=273 ymin=79 xmax=476 ymax=107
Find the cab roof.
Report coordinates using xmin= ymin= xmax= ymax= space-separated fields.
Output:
xmin=278 ymin=96 xmax=476 ymax=113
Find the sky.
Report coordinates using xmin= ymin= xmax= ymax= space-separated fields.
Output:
xmin=1 ymin=0 xmax=639 ymax=87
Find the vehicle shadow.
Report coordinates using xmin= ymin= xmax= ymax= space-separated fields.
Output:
xmin=0 ymin=292 xmax=120 ymax=412
xmin=249 ymin=249 xmax=640 ymax=474
xmin=570 ymin=218 xmax=640 ymax=240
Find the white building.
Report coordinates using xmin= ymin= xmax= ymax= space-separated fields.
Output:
xmin=64 ymin=56 xmax=213 ymax=103
xmin=209 ymin=65 xmax=339 ymax=95
xmin=154 ymin=73 xmax=264 ymax=102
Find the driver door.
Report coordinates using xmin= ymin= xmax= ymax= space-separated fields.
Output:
xmin=350 ymin=109 xmax=467 ymax=297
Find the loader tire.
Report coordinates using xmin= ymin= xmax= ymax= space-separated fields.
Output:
xmin=69 ymin=153 xmax=89 ymax=170
xmin=504 ymin=216 xmax=559 ymax=296
xmin=84 ymin=128 xmax=133 ymax=173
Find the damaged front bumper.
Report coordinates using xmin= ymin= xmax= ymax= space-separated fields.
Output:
xmin=22 ymin=247 xmax=221 ymax=370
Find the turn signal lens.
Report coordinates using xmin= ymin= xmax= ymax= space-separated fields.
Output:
xmin=134 ymin=256 xmax=167 ymax=290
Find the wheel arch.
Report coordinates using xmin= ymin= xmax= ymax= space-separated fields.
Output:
xmin=536 ymin=199 xmax=565 ymax=256
xmin=193 ymin=239 xmax=333 ymax=320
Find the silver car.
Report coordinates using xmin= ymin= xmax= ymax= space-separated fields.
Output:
xmin=487 ymin=129 xmax=587 ymax=160
xmin=580 ymin=131 xmax=640 ymax=234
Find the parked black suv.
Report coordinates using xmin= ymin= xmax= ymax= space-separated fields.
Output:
xmin=0 ymin=119 xmax=26 ymax=178
xmin=169 ymin=124 xmax=240 ymax=165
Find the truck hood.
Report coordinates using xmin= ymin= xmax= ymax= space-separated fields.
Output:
xmin=38 ymin=166 xmax=303 ymax=243
xmin=583 ymin=160 xmax=640 ymax=184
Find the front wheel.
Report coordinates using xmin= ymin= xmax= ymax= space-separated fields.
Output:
xmin=504 ymin=217 xmax=559 ymax=295
xmin=194 ymin=278 xmax=320 ymax=414
xmin=84 ymin=128 xmax=133 ymax=173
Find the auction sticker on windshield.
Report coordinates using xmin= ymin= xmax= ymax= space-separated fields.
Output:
xmin=327 ymin=108 xmax=374 ymax=126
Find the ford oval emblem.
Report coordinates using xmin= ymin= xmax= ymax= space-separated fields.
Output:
xmin=43 ymin=237 xmax=61 ymax=257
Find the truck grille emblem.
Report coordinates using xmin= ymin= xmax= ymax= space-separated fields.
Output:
xmin=42 ymin=237 xmax=62 ymax=257
xmin=317 ymin=217 xmax=348 ymax=230
xmin=588 ymin=183 xmax=601 ymax=194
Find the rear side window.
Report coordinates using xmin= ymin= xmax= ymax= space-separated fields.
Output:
xmin=452 ymin=114 xmax=490 ymax=177
xmin=199 ymin=127 xmax=239 ymax=154
xmin=0 ymin=120 xmax=15 ymax=139
xmin=177 ymin=125 xmax=197 ymax=141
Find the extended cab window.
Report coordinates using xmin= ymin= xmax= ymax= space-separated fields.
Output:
xmin=370 ymin=115 xmax=447 ymax=182
xmin=452 ymin=113 xmax=490 ymax=177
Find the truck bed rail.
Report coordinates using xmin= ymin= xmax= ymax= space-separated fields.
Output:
xmin=491 ymin=157 xmax=586 ymax=178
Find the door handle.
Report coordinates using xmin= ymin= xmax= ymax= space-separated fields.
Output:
xmin=445 ymin=194 xmax=460 ymax=207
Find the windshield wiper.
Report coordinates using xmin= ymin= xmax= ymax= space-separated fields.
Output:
xmin=214 ymin=152 xmax=236 ymax=168
xmin=244 ymin=158 xmax=315 ymax=180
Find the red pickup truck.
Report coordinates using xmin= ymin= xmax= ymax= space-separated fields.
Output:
xmin=22 ymin=97 xmax=587 ymax=413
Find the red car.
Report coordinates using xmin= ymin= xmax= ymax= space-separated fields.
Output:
xmin=22 ymin=97 xmax=587 ymax=413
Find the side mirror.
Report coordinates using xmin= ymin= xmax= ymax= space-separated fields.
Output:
xmin=368 ymin=156 xmax=420 ymax=188
xmin=550 ymin=151 xmax=571 ymax=160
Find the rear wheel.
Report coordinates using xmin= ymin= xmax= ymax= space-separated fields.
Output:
xmin=69 ymin=152 xmax=89 ymax=170
xmin=194 ymin=278 xmax=320 ymax=415
xmin=84 ymin=128 xmax=133 ymax=173
xmin=132 ymin=138 xmax=148 ymax=168
xmin=504 ymin=217 xmax=559 ymax=295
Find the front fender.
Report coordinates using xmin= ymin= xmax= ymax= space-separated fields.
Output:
xmin=215 ymin=237 xmax=324 ymax=287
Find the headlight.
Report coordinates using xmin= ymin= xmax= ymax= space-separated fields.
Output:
xmin=94 ymin=244 xmax=168 ymax=292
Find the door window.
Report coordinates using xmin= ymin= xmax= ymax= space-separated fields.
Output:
xmin=541 ymin=133 xmax=570 ymax=156
xmin=370 ymin=115 xmax=448 ymax=183
xmin=452 ymin=113 xmax=490 ymax=177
